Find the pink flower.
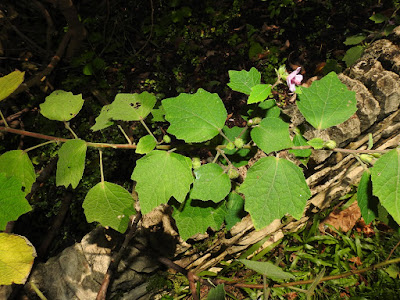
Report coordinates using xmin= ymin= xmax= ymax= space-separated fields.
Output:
xmin=286 ymin=67 xmax=303 ymax=92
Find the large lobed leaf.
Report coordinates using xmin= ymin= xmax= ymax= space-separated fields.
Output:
xmin=239 ymin=156 xmax=310 ymax=229
xmin=56 ymin=139 xmax=87 ymax=189
xmin=0 ymin=233 xmax=36 ymax=285
xmin=107 ymin=92 xmax=156 ymax=121
xmin=0 ymin=173 xmax=32 ymax=231
xmin=227 ymin=67 xmax=261 ymax=95
xmin=162 ymin=88 xmax=227 ymax=143
xmin=297 ymin=72 xmax=357 ymax=130
xmin=131 ymin=150 xmax=193 ymax=214
xmin=40 ymin=90 xmax=84 ymax=121
xmin=371 ymin=149 xmax=400 ymax=225
xmin=82 ymin=181 xmax=136 ymax=233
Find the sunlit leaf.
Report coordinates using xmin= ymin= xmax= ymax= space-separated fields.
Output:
xmin=190 ymin=163 xmax=231 ymax=202
xmin=227 ymin=67 xmax=261 ymax=95
xmin=82 ymin=181 xmax=136 ymax=233
xmin=251 ymin=117 xmax=293 ymax=154
xmin=248 ymin=84 xmax=272 ymax=104
xmin=0 ymin=70 xmax=25 ymax=101
xmin=131 ymin=150 xmax=193 ymax=214
xmin=108 ymin=92 xmax=156 ymax=121
xmin=163 ymin=88 xmax=227 ymax=143
xmin=0 ymin=150 xmax=35 ymax=194
xmin=297 ymin=72 xmax=357 ymax=130
xmin=40 ymin=90 xmax=84 ymax=121
xmin=56 ymin=139 xmax=87 ymax=189
xmin=0 ymin=173 xmax=32 ymax=230
xmin=239 ymin=157 xmax=310 ymax=229
xmin=136 ymin=135 xmax=157 ymax=154
xmin=0 ymin=233 xmax=36 ymax=285
xmin=371 ymin=149 xmax=400 ymax=225
xmin=91 ymin=105 xmax=114 ymax=131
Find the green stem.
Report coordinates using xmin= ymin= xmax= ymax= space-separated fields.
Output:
xmin=139 ymin=118 xmax=157 ymax=143
xmin=63 ymin=121 xmax=78 ymax=139
xmin=118 ymin=125 xmax=132 ymax=145
xmin=24 ymin=140 xmax=58 ymax=152
xmin=30 ymin=282 xmax=47 ymax=300
xmin=218 ymin=129 xmax=232 ymax=143
xmin=0 ymin=110 xmax=9 ymax=127
xmin=99 ymin=150 xmax=104 ymax=183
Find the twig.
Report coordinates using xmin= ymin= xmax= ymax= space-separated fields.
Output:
xmin=96 ymin=211 xmax=142 ymax=300
xmin=386 ymin=239 xmax=400 ymax=261
xmin=157 ymin=257 xmax=200 ymax=300
xmin=0 ymin=107 xmax=30 ymax=125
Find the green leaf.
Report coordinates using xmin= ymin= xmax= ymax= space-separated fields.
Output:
xmin=307 ymin=138 xmax=325 ymax=150
xmin=0 ymin=150 xmax=35 ymax=194
xmin=0 ymin=233 xmax=36 ymax=285
xmin=0 ymin=173 xmax=32 ymax=231
xmin=108 ymin=92 xmax=156 ymax=121
xmin=297 ymin=72 xmax=357 ymax=130
xmin=227 ymin=67 xmax=261 ymax=95
xmin=172 ymin=198 xmax=226 ymax=240
xmin=131 ymin=150 xmax=193 ymax=214
xmin=136 ymin=135 xmax=157 ymax=154
xmin=40 ymin=90 xmax=84 ymax=121
xmin=357 ymin=171 xmax=378 ymax=224
xmin=163 ymin=88 xmax=227 ymax=143
xmin=0 ymin=70 xmax=25 ymax=101
xmin=238 ymin=259 xmax=294 ymax=281
xmin=151 ymin=105 xmax=166 ymax=122
xmin=91 ymin=105 xmax=114 ymax=131
xmin=343 ymin=34 xmax=366 ymax=45
xmin=265 ymin=105 xmax=281 ymax=118
xmin=289 ymin=133 xmax=312 ymax=158
xmin=206 ymin=284 xmax=226 ymax=300
xmin=259 ymin=99 xmax=276 ymax=110
xmin=239 ymin=157 xmax=310 ymax=229
xmin=343 ymin=46 xmax=365 ymax=68
xmin=248 ymin=84 xmax=272 ymax=104
xmin=190 ymin=163 xmax=231 ymax=202
xmin=369 ymin=13 xmax=388 ymax=24
xmin=56 ymin=139 xmax=87 ymax=189
xmin=225 ymin=192 xmax=245 ymax=230
xmin=251 ymin=117 xmax=293 ymax=154
xmin=371 ymin=149 xmax=400 ymax=225
xmin=82 ymin=181 xmax=136 ymax=233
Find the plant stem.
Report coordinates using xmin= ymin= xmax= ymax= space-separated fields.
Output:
xmin=24 ymin=140 xmax=58 ymax=152
xmin=0 ymin=110 xmax=9 ymax=127
xmin=63 ymin=121 xmax=78 ymax=139
xmin=218 ymin=129 xmax=232 ymax=143
xmin=99 ymin=150 xmax=104 ymax=183
xmin=139 ymin=118 xmax=157 ymax=143
xmin=117 ymin=125 xmax=132 ymax=145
